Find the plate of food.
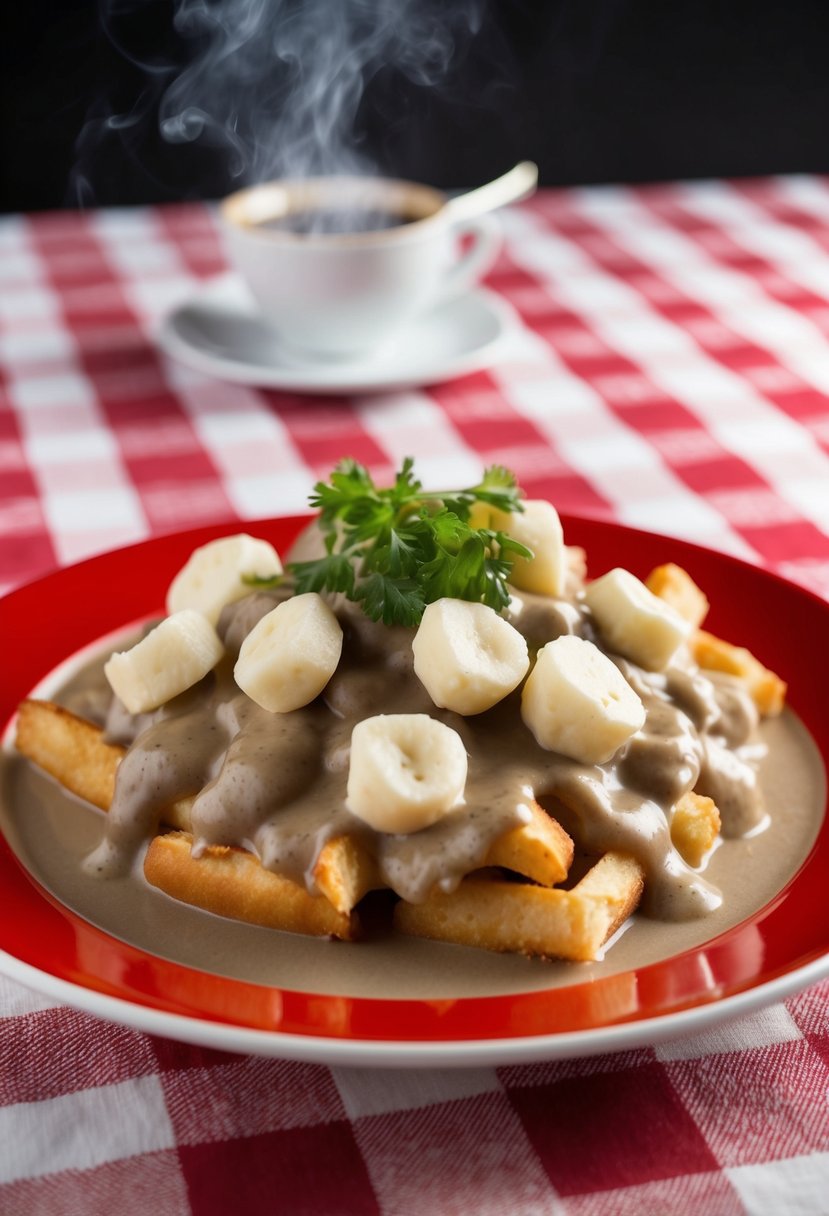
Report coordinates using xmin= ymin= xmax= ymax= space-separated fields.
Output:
xmin=1 ymin=460 xmax=827 ymax=1067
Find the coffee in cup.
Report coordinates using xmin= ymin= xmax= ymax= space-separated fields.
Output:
xmin=219 ymin=176 xmax=501 ymax=362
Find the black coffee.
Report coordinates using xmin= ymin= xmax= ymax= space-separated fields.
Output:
xmin=257 ymin=207 xmax=418 ymax=236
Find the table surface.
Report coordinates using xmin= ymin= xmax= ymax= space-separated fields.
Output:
xmin=1 ymin=179 xmax=828 ymax=1215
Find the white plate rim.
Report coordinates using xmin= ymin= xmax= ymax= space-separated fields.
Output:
xmin=3 ymin=946 xmax=827 ymax=1068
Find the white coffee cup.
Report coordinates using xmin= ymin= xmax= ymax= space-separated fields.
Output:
xmin=219 ymin=176 xmax=501 ymax=362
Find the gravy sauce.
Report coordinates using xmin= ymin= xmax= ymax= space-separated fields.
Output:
xmin=84 ymin=580 xmax=766 ymax=919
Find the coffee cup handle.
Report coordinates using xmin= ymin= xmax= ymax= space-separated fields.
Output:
xmin=435 ymin=214 xmax=502 ymax=301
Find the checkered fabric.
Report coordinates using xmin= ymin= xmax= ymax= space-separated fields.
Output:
xmin=1 ymin=179 xmax=829 ymax=1213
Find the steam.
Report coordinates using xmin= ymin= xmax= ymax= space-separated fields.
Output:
xmin=72 ymin=0 xmax=484 ymax=203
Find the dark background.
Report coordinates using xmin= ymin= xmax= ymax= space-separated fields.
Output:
xmin=4 ymin=0 xmax=829 ymax=212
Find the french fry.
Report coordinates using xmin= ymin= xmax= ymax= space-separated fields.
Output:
xmin=15 ymin=698 xmax=123 ymax=812
xmin=313 ymin=834 xmax=380 ymax=915
xmin=145 ymin=831 xmax=359 ymax=940
xmin=485 ymin=800 xmax=574 ymax=886
xmin=671 ymin=791 xmax=721 ymax=868
xmin=394 ymin=852 xmax=645 ymax=962
xmin=312 ymin=802 xmax=574 ymax=912
xmin=645 ymin=563 xmax=710 ymax=629
xmin=14 ymin=699 xmax=192 ymax=827
xmin=644 ymin=565 xmax=786 ymax=716
xmin=692 ymin=630 xmax=786 ymax=716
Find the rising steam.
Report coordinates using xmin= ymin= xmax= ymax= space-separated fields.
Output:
xmin=72 ymin=0 xmax=484 ymax=203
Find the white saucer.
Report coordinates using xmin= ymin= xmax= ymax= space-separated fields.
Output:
xmin=157 ymin=275 xmax=514 ymax=394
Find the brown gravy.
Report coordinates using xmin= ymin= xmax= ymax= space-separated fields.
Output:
xmin=77 ymin=582 xmax=770 ymax=920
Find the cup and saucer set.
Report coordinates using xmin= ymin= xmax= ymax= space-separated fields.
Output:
xmin=158 ymin=169 xmax=535 ymax=394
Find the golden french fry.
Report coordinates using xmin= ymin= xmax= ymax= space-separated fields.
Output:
xmin=640 ymin=563 xmax=784 ymax=715
xmin=394 ymin=852 xmax=644 ymax=962
xmin=145 ymin=831 xmax=359 ymax=940
xmin=313 ymin=834 xmax=380 ymax=915
xmin=16 ymin=699 xmax=124 ymax=812
xmin=486 ymin=800 xmax=574 ymax=886
xmin=313 ymin=805 xmax=574 ymax=914
xmin=645 ymin=563 xmax=710 ymax=629
xmin=14 ymin=699 xmax=192 ymax=828
xmin=671 ymin=791 xmax=721 ymax=868
xmin=692 ymin=630 xmax=786 ymax=717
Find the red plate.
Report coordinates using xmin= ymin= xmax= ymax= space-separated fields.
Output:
xmin=1 ymin=515 xmax=828 ymax=1065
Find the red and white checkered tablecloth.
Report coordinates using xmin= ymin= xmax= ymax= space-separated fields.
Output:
xmin=2 ymin=179 xmax=829 ymax=1214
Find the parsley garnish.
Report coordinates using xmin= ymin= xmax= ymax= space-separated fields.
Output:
xmin=287 ymin=458 xmax=531 ymax=626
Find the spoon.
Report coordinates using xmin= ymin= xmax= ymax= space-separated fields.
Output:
xmin=444 ymin=161 xmax=539 ymax=222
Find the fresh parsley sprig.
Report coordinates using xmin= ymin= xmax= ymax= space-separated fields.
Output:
xmin=287 ymin=457 xmax=532 ymax=626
